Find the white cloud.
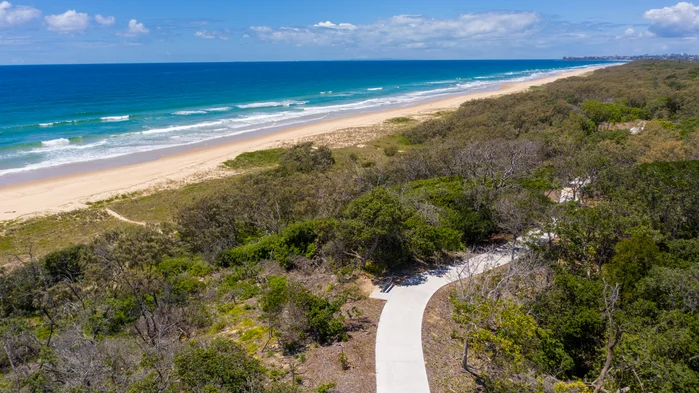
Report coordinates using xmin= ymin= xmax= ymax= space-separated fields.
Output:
xmin=118 ymin=19 xmax=149 ymax=37
xmin=250 ymin=26 xmax=272 ymax=33
xmin=250 ymin=12 xmax=540 ymax=49
xmin=195 ymin=31 xmax=214 ymax=39
xmin=95 ymin=14 xmax=115 ymax=27
xmin=314 ymin=21 xmax=357 ymax=30
xmin=644 ymin=2 xmax=699 ymax=37
xmin=45 ymin=10 xmax=89 ymax=33
xmin=195 ymin=29 xmax=229 ymax=40
xmin=0 ymin=1 xmax=40 ymax=27
xmin=128 ymin=19 xmax=148 ymax=34
xmin=619 ymin=27 xmax=655 ymax=40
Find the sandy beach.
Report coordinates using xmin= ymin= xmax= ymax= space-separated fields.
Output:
xmin=0 ymin=66 xmax=611 ymax=222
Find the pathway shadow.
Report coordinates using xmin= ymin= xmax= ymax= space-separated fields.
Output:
xmin=370 ymin=254 xmax=472 ymax=289
xmin=426 ymin=265 xmax=450 ymax=278
xmin=401 ymin=273 xmax=428 ymax=287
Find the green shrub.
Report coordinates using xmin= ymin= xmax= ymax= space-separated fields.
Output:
xmin=260 ymin=276 xmax=289 ymax=315
xmin=383 ymin=146 xmax=398 ymax=157
xmin=219 ymin=236 xmax=281 ymax=267
xmin=41 ymin=244 xmax=91 ymax=284
xmin=301 ymin=293 xmax=345 ymax=344
xmin=223 ymin=148 xmax=284 ymax=170
xmin=261 ymin=277 xmax=345 ymax=345
xmin=157 ymin=255 xmax=212 ymax=277
xmin=316 ymin=382 xmax=337 ymax=393
xmin=220 ymin=221 xmax=320 ymax=268
xmin=279 ymin=142 xmax=335 ymax=173
xmin=169 ymin=276 xmax=206 ymax=303
xmin=386 ymin=116 xmax=414 ymax=124
xmin=581 ymin=101 xmax=650 ymax=127
xmin=402 ymin=118 xmax=453 ymax=144
xmin=404 ymin=217 xmax=463 ymax=259
xmin=338 ymin=352 xmax=350 ymax=370
xmin=680 ymin=117 xmax=699 ymax=136
xmin=174 ymin=338 xmax=264 ymax=392
xmin=97 ymin=295 xmax=140 ymax=334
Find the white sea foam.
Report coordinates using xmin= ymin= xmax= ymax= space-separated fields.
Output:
xmin=101 ymin=115 xmax=130 ymax=122
xmin=424 ymin=80 xmax=458 ymax=85
xmin=174 ymin=110 xmax=207 ymax=115
xmin=367 ymin=87 xmax=383 ymax=91
xmin=0 ymin=143 xmax=169 ymax=177
xmin=205 ymin=107 xmax=232 ymax=112
xmin=320 ymin=91 xmax=333 ymax=95
xmin=38 ymin=120 xmax=75 ymax=127
xmin=141 ymin=120 xmax=226 ymax=135
xmin=236 ymin=100 xmax=308 ymax=109
xmin=18 ymin=140 xmax=108 ymax=156
xmin=41 ymin=138 xmax=70 ymax=147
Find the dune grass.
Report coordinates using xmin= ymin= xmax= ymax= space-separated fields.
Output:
xmin=386 ymin=116 xmax=415 ymax=124
xmin=223 ymin=148 xmax=284 ymax=170
xmin=0 ymin=210 xmax=127 ymax=265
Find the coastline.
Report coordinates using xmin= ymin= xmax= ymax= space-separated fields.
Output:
xmin=0 ymin=65 xmax=612 ymax=222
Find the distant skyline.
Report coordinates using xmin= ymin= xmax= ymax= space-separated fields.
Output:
xmin=0 ymin=0 xmax=698 ymax=64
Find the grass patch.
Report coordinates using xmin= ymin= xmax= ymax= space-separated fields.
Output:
xmin=386 ymin=117 xmax=415 ymax=124
xmin=0 ymin=209 xmax=127 ymax=265
xmin=431 ymin=110 xmax=455 ymax=117
xmin=370 ymin=134 xmax=413 ymax=150
xmin=86 ymin=192 xmax=137 ymax=208
xmin=240 ymin=326 xmax=265 ymax=343
xmin=106 ymin=174 xmax=252 ymax=223
xmin=223 ymin=148 xmax=284 ymax=170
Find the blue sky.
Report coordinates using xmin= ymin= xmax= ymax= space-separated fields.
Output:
xmin=1 ymin=0 xmax=698 ymax=64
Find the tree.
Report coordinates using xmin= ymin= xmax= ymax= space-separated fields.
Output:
xmin=592 ymin=282 xmax=621 ymax=393
xmin=41 ymin=244 xmax=90 ymax=285
xmin=493 ymin=191 xmax=540 ymax=259
xmin=260 ymin=276 xmax=289 ymax=345
xmin=604 ymin=232 xmax=660 ymax=298
xmin=340 ymin=187 xmax=410 ymax=267
xmin=554 ymin=200 xmax=646 ymax=271
xmin=454 ymin=139 xmax=543 ymax=209
xmin=530 ymin=271 xmax=605 ymax=377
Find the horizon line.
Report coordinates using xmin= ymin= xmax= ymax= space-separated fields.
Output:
xmin=0 ymin=58 xmax=610 ymax=67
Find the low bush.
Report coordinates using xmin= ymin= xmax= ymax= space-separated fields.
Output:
xmin=223 ymin=148 xmax=284 ymax=170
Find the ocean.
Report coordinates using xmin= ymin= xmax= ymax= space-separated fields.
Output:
xmin=0 ymin=60 xmax=612 ymax=182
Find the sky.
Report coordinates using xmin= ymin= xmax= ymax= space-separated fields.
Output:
xmin=0 ymin=0 xmax=698 ymax=64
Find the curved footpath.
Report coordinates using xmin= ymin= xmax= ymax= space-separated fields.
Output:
xmin=370 ymin=252 xmax=512 ymax=393
xmin=105 ymin=208 xmax=146 ymax=226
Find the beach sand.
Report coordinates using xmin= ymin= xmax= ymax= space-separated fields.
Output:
xmin=0 ymin=66 xmax=611 ymax=222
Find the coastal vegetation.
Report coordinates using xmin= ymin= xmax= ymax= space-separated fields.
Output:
xmin=2 ymin=60 xmax=699 ymax=392
xmin=223 ymin=148 xmax=285 ymax=170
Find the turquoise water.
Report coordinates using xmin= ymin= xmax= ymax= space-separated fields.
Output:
xmin=0 ymin=60 xmax=612 ymax=179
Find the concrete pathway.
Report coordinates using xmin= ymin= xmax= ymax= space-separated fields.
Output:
xmin=371 ymin=252 xmax=512 ymax=393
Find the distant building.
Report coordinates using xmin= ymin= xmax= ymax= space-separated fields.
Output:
xmin=563 ymin=53 xmax=699 ymax=61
